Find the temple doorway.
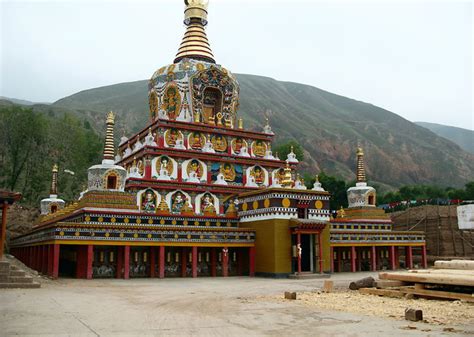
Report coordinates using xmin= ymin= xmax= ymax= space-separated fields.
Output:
xmin=59 ymin=245 xmax=77 ymax=277
xmin=300 ymin=234 xmax=312 ymax=272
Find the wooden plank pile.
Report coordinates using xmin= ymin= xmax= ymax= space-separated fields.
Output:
xmin=358 ymin=260 xmax=474 ymax=302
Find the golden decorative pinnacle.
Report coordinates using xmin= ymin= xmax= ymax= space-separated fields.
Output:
xmin=238 ymin=118 xmax=243 ymax=129
xmin=175 ymin=0 xmax=214 ymax=63
xmin=106 ymin=111 xmax=115 ymax=124
xmin=51 ymin=163 xmax=58 ymax=195
xmin=356 ymin=145 xmax=367 ymax=183
xmin=103 ymin=111 xmax=116 ymax=161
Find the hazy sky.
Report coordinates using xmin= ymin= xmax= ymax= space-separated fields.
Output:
xmin=1 ymin=0 xmax=473 ymax=129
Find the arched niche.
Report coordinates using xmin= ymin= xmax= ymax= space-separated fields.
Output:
xmin=195 ymin=192 xmax=220 ymax=215
xmin=246 ymin=165 xmax=269 ymax=186
xmin=182 ymin=158 xmax=207 ymax=183
xmin=166 ymin=190 xmax=193 ymax=214
xmin=151 ymin=156 xmax=178 ymax=179
xmin=137 ymin=188 xmax=161 ymax=213
xmin=202 ymin=87 xmax=223 ymax=125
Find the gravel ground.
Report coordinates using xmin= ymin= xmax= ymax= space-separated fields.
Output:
xmin=1 ymin=273 xmax=473 ymax=336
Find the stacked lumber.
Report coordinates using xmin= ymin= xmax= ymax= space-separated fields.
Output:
xmin=358 ymin=259 xmax=474 ymax=302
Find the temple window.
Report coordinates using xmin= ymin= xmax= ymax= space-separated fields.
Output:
xmin=297 ymin=207 xmax=307 ymax=219
xmin=50 ymin=205 xmax=58 ymax=213
xmin=202 ymin=87 xmax=222 ymax=124
xmin=107 ymin=175 xmax=117 ymax=189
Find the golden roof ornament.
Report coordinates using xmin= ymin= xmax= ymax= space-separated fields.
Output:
xmin=50 ymin=164 xmax=58 ymax=195
xmin=356 ymin=145 xmax=367 ymax=183
xmin=281 ymin=161 xmax=294 ymax=188
xmin=103 ymin=111 xmax=116 ymax=162
xmin=157 ymin=194 xmax=170 ymax=215
xmin=237 ymin=117 xmax=244 ymax=129
xmin=337 ymin=206 xmax=346 ymax=218
xmin=175 ymin=0 xmax=214 ymax=63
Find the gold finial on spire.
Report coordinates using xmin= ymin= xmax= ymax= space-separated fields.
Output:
xmin=238 ymin=117 xmax=244 ymax=129
xmin=50 ymin=164 xmax=58 ymax=195
xmin=103 ymin=111 xmax=116 ymax=161
xmin=175 ymin=0 xmax=214 ymax=64
xmin=281 ymin=161 xmax=294 ymax=188
xmin=356 ymin=144 xmax=366 ymax=183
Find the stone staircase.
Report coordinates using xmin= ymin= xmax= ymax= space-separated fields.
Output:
xmin=0 ymin=259 xmax=41 ymax=288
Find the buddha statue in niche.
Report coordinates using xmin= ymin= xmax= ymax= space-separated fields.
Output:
xmin=202 ymin=87 xmax=222 ymax=125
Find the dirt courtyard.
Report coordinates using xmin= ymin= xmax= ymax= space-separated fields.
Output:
xmin=1 ymin=272 xmax=473 ymax=336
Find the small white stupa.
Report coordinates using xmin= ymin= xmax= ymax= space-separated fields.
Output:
xmin=87 ymin=112 xmax=127 ymax=192
xmin=286 ymin=146 xmax=299 ymax=163
xmin=40 ymin=164 xmax=66 ymax=215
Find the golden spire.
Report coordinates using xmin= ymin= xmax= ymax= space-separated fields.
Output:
xmin=356 ymin=145 xmax=366 ymax=183
xmin=281 ymin=161 xmax=294 ymax=188
xmin=103 ymin=111 xmax=116 ymax=161
xmin=50 ymin=164 xmax=58 ymax=195
xmin=174 ymin=0 xmax=215 ymax=64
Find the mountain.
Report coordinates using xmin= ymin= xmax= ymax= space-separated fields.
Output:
xmin=51 ymin=74 xmax=474 ymax=189
xmin=415 ymin=122 xmax=474 ymax=155
xmin=0 ymin=96 xmax=48 ymax=106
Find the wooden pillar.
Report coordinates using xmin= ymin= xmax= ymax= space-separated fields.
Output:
xmin=330 ymin=246 xmax=334 ymax=273
xmin=222 ymin=247 xmax=229 ymax=277
xmin=36 ymin=246 xmax=41 ymax=271
xmin=181 ymin=248 xmax=187 ymax=278
xmin=297 ymin=232 xmax=302 ymax=274
xmin=421 ymin=244 xmax=428 ymax=268
xmin=0 ymin=202 xmax=8 ymax=260
xmin=350 ymin=246 xmax=356 ymax=272
xmin=51 ymin=244 xmax=60 ymax=279
xmin=389 ymin=246 xmax=397 ymax=270
xmin=116 ymin=246 xmax=123 ymax=279
xmin=318 ymin=232 xmax=323 ymax=273
xmin=150 ymin=247 xmax=156 ymax=278
xmin=405 ymin=246 xmax=413 ymax=269
xmin=371 ymin=246 xmax=377 ymax=271
xmin=86 ymin=245 xmax=93 ymax=279
xmin=159 ymin=246 xmax=165 ymax=278
xmin=192 ymin=246 xmax=198 ymax=278
xmin=211 ymin=248 xmax=217 ymax=277
xmin=249 ymin=246 xmax=255 ymax=277
xmin=123 ymin=246 xmax=130 ymax=279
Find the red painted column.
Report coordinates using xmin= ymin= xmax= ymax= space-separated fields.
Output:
xmin=371 ymin=246 xmax=377 ymax=271
xmin=116 ymin=246 xmax=123 ymax=279
xmin=406 ymin=246 xmax=413 ymax=269
xmin=297 ymin=232 xmax=302 ymax=274
xmin=192 ymin=246 xmax=198 ymax=278
xmin=206 ymin=166 xmax=212 ymax=184
xmin=318 ymin=232 xmax=323 ymax=273
xmin=150 ymin=247 xmax=156 ymax=278
xmin=52 ymin=244 xmax=60 ymax=279
xmin=249 ymin=246 xmax=255 ymax=277
xmin=222 ymin=247 xmax=229 ymax=277
xmin=421 ymin=245 xmax=428 ymax=269
xmin=86 ymin=245 xmax=93 ymax=279
xmin=177 ymin=165 xmax=183 ymax=183
xmin=350 ymin=246 xmax=356 ymax=272
xmin=211 ymin=248 xmax=217 ymax=277
xmin=389 ymin=246 xmax=397 ymax=270
xmin=144 ymin=159 xmax=152 ymax=179
xmin=330 ymin=246 xmax=334 ymax=273
xmin=181 ymin=248 xmax=187 ymax=278
xmin=123 ymin=246 xmax=130 ymax=279
xmin=159 ymin=246 xmax=165 ymax=278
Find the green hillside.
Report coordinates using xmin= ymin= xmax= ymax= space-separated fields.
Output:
xmin=415 ymin=121 xmax=474 ymax=155
xmin=48 ymin=74 xmax=474 ymax=189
